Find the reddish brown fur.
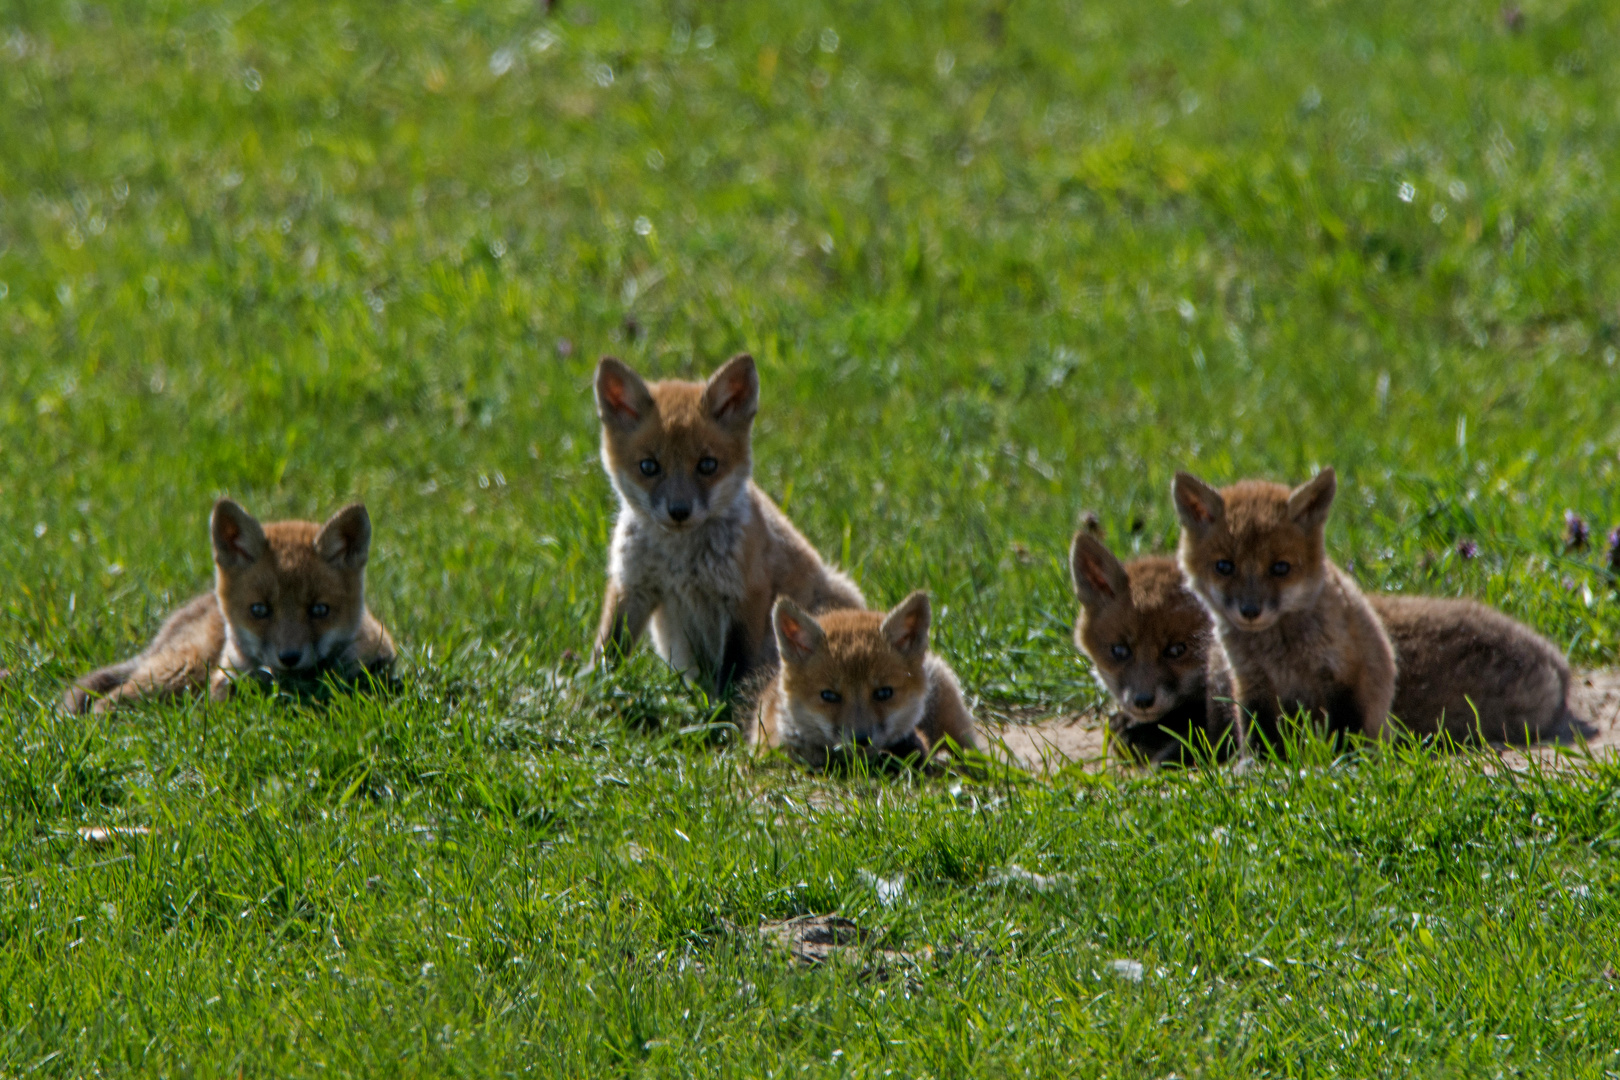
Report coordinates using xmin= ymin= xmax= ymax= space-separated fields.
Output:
xmin=1070 ymin=537 xmax=1233 ymax=765
xmin=65 ymin=501 xmax=395 ymax=713
xmin=1175 ymin=468 xmax=1396 ymax=753
xmin=596 ymin=368 xmax=755 ymax=526
xmin=594 ymin=355 xmax=863 ymax=693
xmin=1370 ymin=594 xmax=1590 ymax=744
xmin=750 ymin=592 xmax=978 ymax=768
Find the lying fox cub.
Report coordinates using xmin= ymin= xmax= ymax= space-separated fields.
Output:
xmin=750 ymin=592 xmax=979 ymax=768
xmin=1069 ymin=533 xmax=1234 ymax=766
xmin=1366 ymin=597 xmax=1593 ymax=745
xmin=1174 ymin=467 xmax=1589 ymax=752
xmin=65 ymin=500 xmax=395 ymax=712
xmin=594 ymin=353 xmax=864 ymax=694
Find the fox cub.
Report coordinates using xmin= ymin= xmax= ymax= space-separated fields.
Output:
xmin=1368 ymin=595 xmax=1592 ymax=744
xmin=1069 ymin=534 xmax=1233 ymax=765
xmin=750 ymin=592 xmax=979 ymax=767
xmin=594 ymin=353 xmax=864 ymax=693
xmin=65 ymin=500 xmax=395 ymax=713
xmin=1174 ymin=468 xmax=1396 ymax=753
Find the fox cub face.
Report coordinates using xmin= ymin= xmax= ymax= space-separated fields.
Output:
xmin=1071 ymin=536 xmax=1212 ymax=724
xmin=771 ymin=592 xmax=933 ymax=759
xmin=212 ymin=499 xmax=372 ymax=674
xmin=1172 ymin=468 xmax=1337 ymax=631
xmin=595 ymin=354 xmax=758 ymax=531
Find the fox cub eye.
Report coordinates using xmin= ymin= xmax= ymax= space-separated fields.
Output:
xmin=696 ymin=457 xmax=719 ymax=476
xmin=1110 ymin=644 xmax=1131 ymax=660
xmin=249 ymin=602 xmax=271 ymax=619
xmin=873 ymin=687 xmax=894 ymax=702
xmin=310 ymin=603 xmax=330 ymax=618
xmin=1271 ymin=561 xmax=1291 ymax=576
xmin=820 ymin=690 xmax=842 ymax=704
xmin=1163 ymin=643 xmax=1187 ymax=659
xmin=639 ymin=458 xmax=660 ymax=477
xmin=1215 ymin=559 xmax=1235 ymax=576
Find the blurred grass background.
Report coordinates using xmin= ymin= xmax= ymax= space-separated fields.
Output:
xmin=2 ymin=0 xmax=1620 ymax=1074
xmin=4 ymin=0 xmax=1619 ymax=690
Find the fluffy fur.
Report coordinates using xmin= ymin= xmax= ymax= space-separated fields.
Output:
xmin=1370 ymin=594 xmax=1593 ymax=744
xmin=749 ymin=591 xmax=978 ymax=768
xmin=1070 ymin=535 xmax=1234 ymax=765
xmin=1174 ymin=467 xmax=1396 ymax=754
xmin=65 ymin=500 xmax=395 ymax=713
xmin=594 ymin=354 xmax=864 ymax=693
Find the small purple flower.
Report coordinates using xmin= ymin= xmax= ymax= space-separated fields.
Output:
xmin=1456 ymin=539 xmax=1478 ymax=560
xmin=1609 ymin=527 xmax=1620 ymax=574
xmin=1565 ymin=510 xmax=1589 ymax=551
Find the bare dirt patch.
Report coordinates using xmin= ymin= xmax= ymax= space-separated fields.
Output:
xmin=979 ymin=668 xmax=1620 ymax=776
xmin=757 ymin=915 xmax=934 ymax=980
xmin=980 ymin=710 xmax=1107 ymax=774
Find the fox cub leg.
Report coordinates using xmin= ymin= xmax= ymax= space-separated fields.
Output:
xmin=594 ymin=580 xmax=655 ymax=664
xmin=62 ymin=660 xmax=138 ymax=715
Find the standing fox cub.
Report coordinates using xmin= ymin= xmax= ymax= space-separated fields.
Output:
xmin=65 ymin=500 xmax=396 ymax=713
xmin=1069 ymin=534 xmax=1234 ymax=765
xmin=1174 ymin=468 xmax=1396 ymax=752
xmin=594 ymin=354 xmax=864 ymax=693
xmin=749 ymin=591 xmax=979 ymax=767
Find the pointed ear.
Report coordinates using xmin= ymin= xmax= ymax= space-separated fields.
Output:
xmin=1287 ymin=467 xmax=1337 ymax=531
xmin=211 ymin=499 xmax=267 ymax=570
xmin=704 ymin=353 xmax=758 ymax=431
xmin=1172 ymin=472 xmax=1225 ymax=539
xmin=1070 ymin=533 xmax=1130 ymax=611
xmin=315 ymin=503 xmax=372 ymax=569
xmin=772 ymin=597 xmax=826 ymax=663
xmin=880 ymin=591 xmax=931 ymax=659
xmin=595 ymin=357 xmax=654 ymax=432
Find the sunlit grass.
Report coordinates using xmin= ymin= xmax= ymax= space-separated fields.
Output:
xmin=3 ymin=0 xmax=1620 ymax=1074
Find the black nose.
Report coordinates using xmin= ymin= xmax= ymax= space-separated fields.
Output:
xmin=278 ymin=650 xmax=303 ymax=668
xmin=852 ymin=730 xmax=873 ymax=746
xmin=1239 ymin=602 xmax=1261 ymax=620
xmin=1133 ymin=692 xmax=1155 ymax=709
xmin=668 ymin=504 xmax=691 ymax=523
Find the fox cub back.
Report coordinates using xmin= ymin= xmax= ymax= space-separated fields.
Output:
xmin=594 ymin=354 xmax=863 ymax=694
xmin=65 ymin=500 xmax=395 ymax=713
xmin=1069 ymin=535 xmax=1233 ymax=765
xmin=1369 ymin=594 xmax=1592 ymax=744
xmin=1173 ymin=467 xmax=1395 ymax=753
xmin=751 ymin=591 xmax=978 ymax=768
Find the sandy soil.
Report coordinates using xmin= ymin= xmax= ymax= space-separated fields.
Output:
xmin=980 ymin=668 xmax=1620 ymax=776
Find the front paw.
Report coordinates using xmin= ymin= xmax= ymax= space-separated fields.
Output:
xmin=209 ymin=667 xmax=269 ymax=700
xmin=879 ymin=730 xmax=932 ymax=764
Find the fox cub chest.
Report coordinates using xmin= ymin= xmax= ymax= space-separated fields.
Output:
xmin=1227 ymin=615 xmax=1353 ymax=705
xmin=612 ymin=507 xmax=750 ymax=677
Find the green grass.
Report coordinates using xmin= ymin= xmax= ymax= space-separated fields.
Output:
xmin=3 ymin=0 xmax=1620 ymax=1073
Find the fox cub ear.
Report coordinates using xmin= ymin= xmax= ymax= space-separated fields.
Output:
xmin=880 ymin=591 xmax=931 ymax=658
xmin=316 ymin=503 xmax=372 ymax=569
xmin=704 ymin=354 xmax=759 ymax=430
xmin=1287 ymin=467 xmax=1337 ymax=531
xmin=772 ymin=597 xmax=826 ymax=663
xmin=1070 ymin=533 xmax=1130 ymax=611
xmin=1172 ymin=472 xmax=1225 ymax=538
xmin=595 ymin=358 xmax=654 ymax=430
xmin=211 ymin=499 xmax=267 ymax=569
